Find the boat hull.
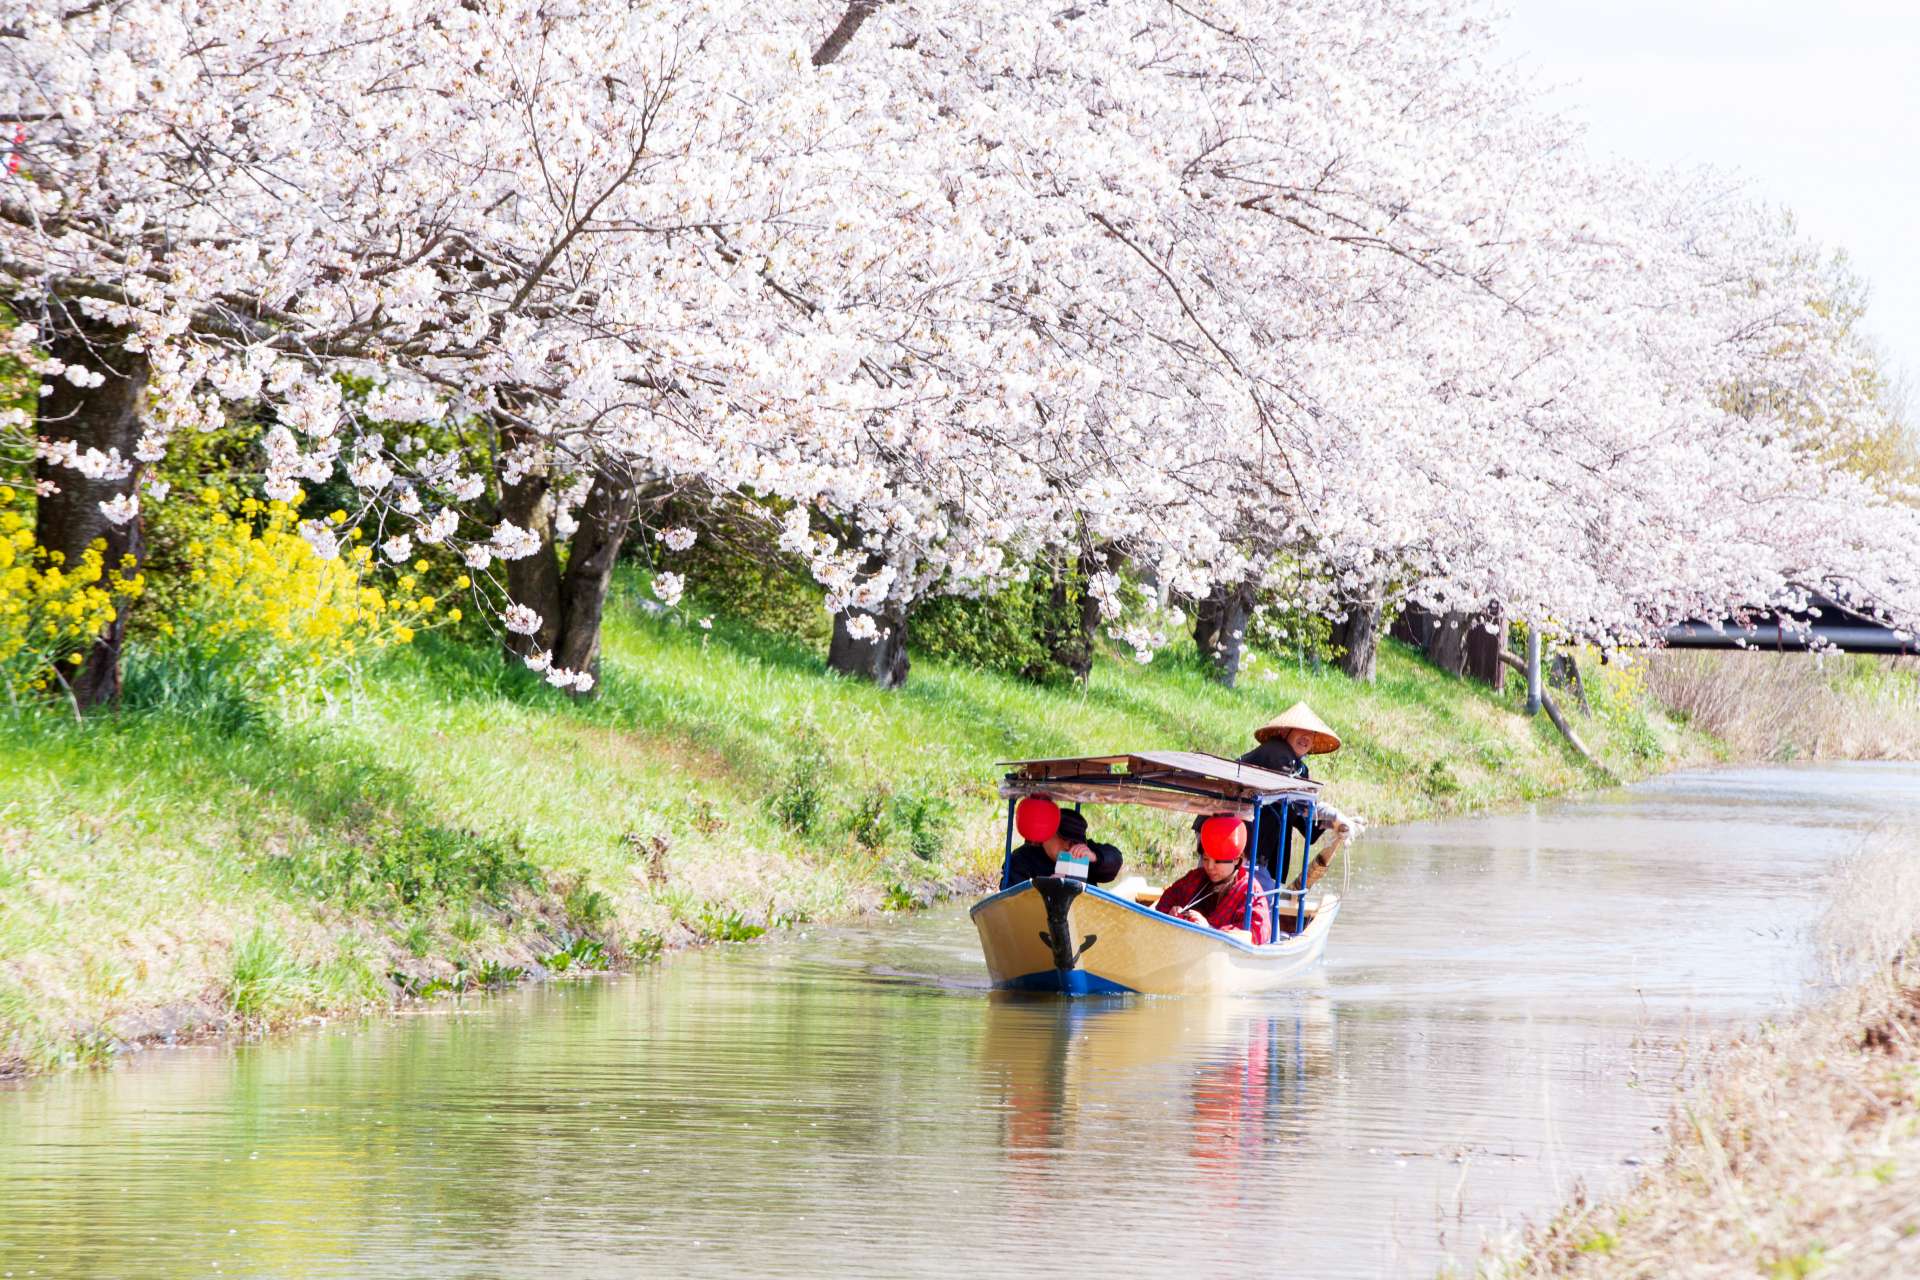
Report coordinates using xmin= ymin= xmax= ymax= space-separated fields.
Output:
xmin=969 ymin=877 xmax=1339 ymax=996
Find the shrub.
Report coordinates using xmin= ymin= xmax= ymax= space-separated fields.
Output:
xmin=272 ymin=819 xmax=543 ymax=912
xmin=141 ymin=489 xmax=440 ymax=701
xmin=848 ymin=784 xmax=891 ymax=850
xmin=891 ymin=790 xmax=954 ymax=861
xmin=696 ymin=905 xmax=766 ymax=942
xmin=448 ymin=910 xmax=486 ymax=946
xmin=562 ymin=879 xmax=614 ymax=932
xmin=0 ymin=492 xmax=144 ymax=703
xmin=545 ymin=936 xmax=610 ymax=973
xmin=649 ymin=499 xmax=830 ymax=646
xmin=914 ymin=575 xmax=1053 ymax=678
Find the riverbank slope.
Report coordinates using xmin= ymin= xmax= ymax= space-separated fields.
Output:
xmin=0 ymin=575 xmax=1891 ymax=1078
xmin=1481 ymin=836 xmax=1920 ymax=1278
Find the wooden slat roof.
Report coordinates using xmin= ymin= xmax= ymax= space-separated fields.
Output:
xmin=998 ymin=751 xmax=1318 ymax=819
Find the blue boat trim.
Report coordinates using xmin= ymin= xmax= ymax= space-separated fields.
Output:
xmin=969 ymin=879 xmax=1330 ymax=955
xmin=1001 ymin=969 xmax=1135 ymax=995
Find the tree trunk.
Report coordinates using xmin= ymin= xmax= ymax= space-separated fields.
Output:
xmin=1429 ymin=610 xmax=1470 ymax=677
xmin=1463 ymin=609 xmax=1506 ymax=692
xmin=33 ymin=321 xmax=148 ymax=710
xmin=551 ymin=463 xmax=640 ymax=681
xmin=1391 ymin=602 xmax=1438 ymax=651
xmin=828 ymin=600 xmax=910 ymax=688
xmin=1193 ymin=581 xmax=1255 ymax=687
xmin=1331 ymin=592 xmax=1384 ymax=682
xmin=495 ymin=433 xmax=639 ymax=694
xmin=496 ymin=427 xmax=563 ymax=662
xmin=1497 ymin=649 xmax=1599 ymax=767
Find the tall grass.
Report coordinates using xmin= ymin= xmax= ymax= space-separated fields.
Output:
xmin=1644 ymin=650 xmax=1920 ymax=761
xmin=227 ymin=925 xmax=306 ymax=1020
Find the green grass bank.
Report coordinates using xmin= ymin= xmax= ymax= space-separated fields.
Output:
xmin=0 ymin=573 xmax=1882 ymax=1079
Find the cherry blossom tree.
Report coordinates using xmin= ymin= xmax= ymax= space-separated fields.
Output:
xmin=6 ymin=0 xmax=1915 ymax=712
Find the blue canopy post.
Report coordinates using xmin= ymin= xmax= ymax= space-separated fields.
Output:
xmin=999 ymin=795 xmax=1018 ymax=889
xmin=1242 ymin=799 xmax=1265 ymax=934
xmin=1269 ymin=797 xmax=1293 ymax=940
xmin=1293 ymin=800 xmax=1315 ymax=935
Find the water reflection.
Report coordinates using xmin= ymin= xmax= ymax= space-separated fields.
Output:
xmin=4 ymin=762 xmax=1919 ymax=1277
xmin=980 ymin=994 xmax=1334 ymax=1166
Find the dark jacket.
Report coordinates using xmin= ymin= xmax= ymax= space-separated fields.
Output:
xmin=1004 ymin=839 xmax=1123 ymax=889
xmin=1238 ymin=739 xmax=1329 ymax=882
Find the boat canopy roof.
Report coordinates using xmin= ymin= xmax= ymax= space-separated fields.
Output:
xmin=999 ymin=751 xmax=1319 ymax=820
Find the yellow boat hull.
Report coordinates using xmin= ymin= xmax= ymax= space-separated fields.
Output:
xmin=969 ymin=877 xmax=1340 ymax=996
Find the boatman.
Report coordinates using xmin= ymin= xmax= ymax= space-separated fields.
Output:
xmin=1003 ymin=804 xmax=1124 ymax=889
xmin=1242 ymin=700 xmax=1340 ymax=781
xmin=1240 ymin=701 xmax=1358 ymax=890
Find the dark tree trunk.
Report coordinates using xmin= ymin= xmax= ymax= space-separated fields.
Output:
xmin=1391 ymin=602 xmax=1438 ymax=651
xmin=33 ymin=321 xmax=148 ymax=710
xmin=1429 ymin=610 xmax=1470 ymax=677
xmin=1331 ymin=592 xmax=1384 ymax=682
xmin=828 ymin=601 xmax=910 ymax=688
xmin=1193 ymin=581 xmax=1255 ymax=687
xmin=497 ymin=428 xmax=563 ymax=662
xmin=552 ymin=464 xmax=640 ymax=680
xmin=495 ymin=432 xmax=638 ymax=696
xmin=1463 ymin=610 xmax=1506 ymax=692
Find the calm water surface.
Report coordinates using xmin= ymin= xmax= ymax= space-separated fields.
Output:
xmin=5 ymin=762 xmax=1919 ymax=1278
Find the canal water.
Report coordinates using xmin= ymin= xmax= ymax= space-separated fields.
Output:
xmin=5 ymin=763 xmax=1919 ymax=1278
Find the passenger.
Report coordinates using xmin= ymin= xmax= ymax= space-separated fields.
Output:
xmin=1154 ymin=816 xmax=1270 ymax=945
xmin=1004 ymin=805 xmax=1123 ymax=889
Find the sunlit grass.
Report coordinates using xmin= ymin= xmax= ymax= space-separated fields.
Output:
xmin=0 ymin=568 xmax=1718 ymax=1076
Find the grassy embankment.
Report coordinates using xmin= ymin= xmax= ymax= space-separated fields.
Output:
xmin=1480 ymin=837 xmax=1920 ymax=1279
xmin=0 ymin=569 xmax=1788 ymax=1077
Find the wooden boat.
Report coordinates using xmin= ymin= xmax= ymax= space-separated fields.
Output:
xmin=970 ymin=751 xmax=1343 ymax=996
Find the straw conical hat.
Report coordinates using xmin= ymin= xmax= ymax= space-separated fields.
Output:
xmin=1253 ymin=701 xmax=1341 ymax=754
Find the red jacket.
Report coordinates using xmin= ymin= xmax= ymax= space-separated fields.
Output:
xmin=1154 ymin=863 xmax=1270 ymax=945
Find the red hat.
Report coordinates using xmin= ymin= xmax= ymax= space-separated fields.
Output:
xmin=1014 ymin=795 xmax=1061 ymax=843
xmin=1198 ymin=814 xmax=1247 ymax=862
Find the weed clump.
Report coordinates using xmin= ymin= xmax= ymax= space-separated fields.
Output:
xmin=770 ymin=725 xmax=830 ymax=834
xmin=228 ymin=924 xmax=306 ymax=1020
xmin=270 ymin=819 xmax=543 ymax=914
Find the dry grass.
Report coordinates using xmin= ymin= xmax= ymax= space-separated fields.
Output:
xmin=1644 ymin=652 xmax=1920 ymax=762
xmin=1485 ymin=834 xmax=1920 ymax=1279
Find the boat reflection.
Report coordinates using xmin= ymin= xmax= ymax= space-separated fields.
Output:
xmin=978 ymin=991 xmax=1338 ymax=1190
